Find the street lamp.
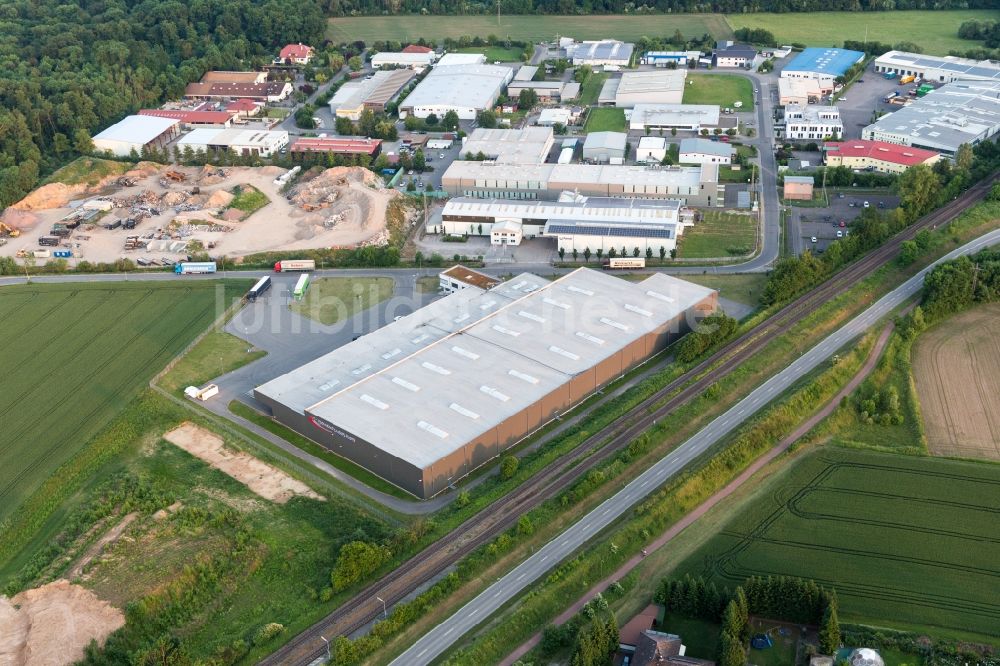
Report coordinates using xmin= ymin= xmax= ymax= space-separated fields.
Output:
xmin=376 ymin=595 xmax=387 ymax=618
xmin=320 ymin=635 xmax=330 ymax=661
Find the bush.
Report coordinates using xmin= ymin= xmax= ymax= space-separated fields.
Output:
xmin=499 ymin=454 xmax=519 ymax=480
xmin=253 ymin=623 xmax=285 ymax=646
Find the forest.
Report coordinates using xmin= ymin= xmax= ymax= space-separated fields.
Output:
xmin=0 ymin=0 xmax=324 ymax=209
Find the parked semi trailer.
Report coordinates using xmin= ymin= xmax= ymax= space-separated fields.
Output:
xmin=174 ymin=261 xmax=217 ymax=274
xmin=274 ymin=259 xmax=316 ymax=272
xmin=247 ymin=275 xmax=272 ymax=302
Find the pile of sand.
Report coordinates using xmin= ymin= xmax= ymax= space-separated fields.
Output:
xmin=11 ymin=182 xmax=87 ymax=211
xmin=163 ymin=423 xmax=324 ymax=503
xmin=0 ymin=580 xmax=124 ymax=666
xmin=124 ymin=162 xmax=161 ymax=180
xmin=0 ymin=208 xmax=41 ymax=230
xmin=161 ymin=190 xmax=189 ymax=206
xmin=206 ymin=189 xmax=234 ymax=208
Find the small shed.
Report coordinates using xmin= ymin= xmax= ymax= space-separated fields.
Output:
xmin=783 ymin=175 xmax=814 ymax=200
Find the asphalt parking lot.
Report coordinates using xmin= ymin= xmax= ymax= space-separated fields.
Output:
xmin=792 ymin=191 xmax=900 ymax=254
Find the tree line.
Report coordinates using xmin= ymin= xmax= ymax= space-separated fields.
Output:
xmin=0 ymin=0 xmax=325 ymax=209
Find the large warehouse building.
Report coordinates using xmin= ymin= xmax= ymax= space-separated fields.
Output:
xmin=629 ymin=104 xmax=723 ymax=132
xmin=598 ymin=70 xmax=686 ymax=108
xmin=399 ymin=64 xmax=513 ymax=119
xmin=873 ymin=51 xmax=1000 ymax=84
xmin=255 ymin=269 xmax=717 ymax=498
xmin=442 ymin=161 xmax=722 ymax=206
xmin=437 ymin=195 xmax=686 ymax=252
xmin=461 ymin=127 xmax=554 ymax=163
xmin=861 ymin=79 xmax=1000 ymax=155
xmin=93 ymin=115 xmax=181 ymax=157
xmin=781 ymin=47 xmax=865 ymax=93
xmin=177 ymin=128 xmax=289 ymax=157
xmin=565 ymin=40 xmax=634 ymax=67
xmin=823 ymin=140 xmax=940 ymax=174
xmin=328 ymin=69 xmax=415 ymax=119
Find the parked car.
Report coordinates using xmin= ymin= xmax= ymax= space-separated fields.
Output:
xmin=811 ymin=236 xmax=817 ymax=243
xmin=839 ymin=220 xmax=846 ymax=227
xmin=863 ymin=200 xmax=870 ymax=208
xmin=837 ymin=230 xmax=843 ymax=238
xmin=439 ymin=153 xmax=445 ymax=159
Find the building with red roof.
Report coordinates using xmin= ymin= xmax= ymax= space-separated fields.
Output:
xmin=824 ymin=139 xmax=940 ymax=174
xmin=289 ymin=137 xmax=382 ymax=160
xmin=280 ymin=43 xmax=314 ymax=64
xmin=225 ymin=98 xmax=262 ymax=117
xmin=403 ymin=44 xmax=434 ymax=54
xmin=138 ymin=109 xmax=235 ymax=127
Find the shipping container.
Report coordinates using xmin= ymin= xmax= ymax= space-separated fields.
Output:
xmin=602 ymin=257 xmax=646 ymax=270
xmin=247 ymin=275 xmax=272 ymax=301
xmin=293 ymin=273 xmax=311 ymax=300
xmin=38 ymin=236 xmax=61 ymax=246
xmin=274 ymin=259 xmax=316 ymax=272
xmin=174 ymin=261 xmax=217 ymax=274
xmin=53 ymin=250 xmax=73 ymax=258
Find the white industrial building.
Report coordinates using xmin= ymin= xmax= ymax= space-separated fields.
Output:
xmin=783 ymin=104 xmax=843 ymax=141
xmin=565 ymin=40 xmax=635 ymax=67
xmin=439 ymin=195 xmax=686 ymax=253
xmin=629 ymin=104 xmax=721 ymax=132
xmin=254 ymin=269 xmax=716 ymax=498
xmin=400 ymin=64 xmax=513 ymax=120
xmin=873 ymin=51 xmax=1000 ymax=84
xmin=461 ymin=127 xmax=555 ymax=163
xmin=442 ymin=161 xmax=721 ymax=207
xmin=437 ymin=52 xmax=487 ymax=66
xmin=861 ymin=79 xmax=1000 ymax=155
xmin=177 ymin=128 xmax=289 ymax=157
xmin=778 ymin=78 xmax=823 ymax=106
xmin=636 ymin=136 xmax=667 ymax=163
xmin=679 ymin=138 xmax=735 ymax=165
xmin=328 ymin=69 xmax=415 ymax=119
xmin=93 ymin=115 xmax=181 ymax=157
xmin=582 ymin=132 xmax=628 ymax=163
xmin=598 ymin=70 xmax=686 ymax=108
xmin=371 ymin=51 xmax=435 ymax=70
xmin=438 ymin=265 xmax=500 ymax=293
xmin=536 ymin=108 xmax=574 ymax=127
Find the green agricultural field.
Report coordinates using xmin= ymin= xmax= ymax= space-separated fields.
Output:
xmin=677 ymin=211 xmax=757 ymax=259
xmin=290 ymin=276 xmax=395 ymax=325
xmin=0 ymin=281 xmax=247 ymax=523
xmin=584 ymin=107 xmax=626 ymax=133
xmin=328 ymin=14 xmax=731 ymax=44
xmin=457 ymin=45 xmax=524 ymax=61
xmin=726 ymin=10 xmax=1000 ymax=57
xmin=674 ymin=448 xmax=1000 ymax=643
xmin=683 ymin=74 xmax=753 ymax=110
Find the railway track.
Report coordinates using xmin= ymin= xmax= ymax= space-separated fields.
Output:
xmin=261 ymin=174 xmax=997 ymax=666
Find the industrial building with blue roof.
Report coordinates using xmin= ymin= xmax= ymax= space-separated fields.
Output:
xmin=783 ymin=47 xmax=865 ymax=81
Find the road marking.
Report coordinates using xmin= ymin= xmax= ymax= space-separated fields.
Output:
xmin=469 ymin=609 xmax=478 ymax=617
xmin=541 ymin=555 xmax=548 ymax=562
xmin=443 ymin=627 xmax=453 ymax=636
xmin=494 ymin=590 xmax=503 ymax=598
xmin=517 ymin=573 xmax=526 ymax=581
xmin=417 ymin=648 xmax=428 ymax=658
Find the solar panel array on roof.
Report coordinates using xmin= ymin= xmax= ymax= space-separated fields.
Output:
xmin=545 ymin=223 xmax=674 ymax=238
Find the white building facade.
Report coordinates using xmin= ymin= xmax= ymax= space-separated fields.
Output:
xmin=784 ymin=105 xmax=843 ymax=140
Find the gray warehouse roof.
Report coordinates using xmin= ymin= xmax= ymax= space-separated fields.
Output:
xmin=583 ymin=131 xmax=628 ymax=152
xmin=680 ymin=138 xmax=736 ymax=158
xmin=259 ymin=269 xmax=714 ymax=469
xmin=94 ymin=115 xmax=179 ymax=144
xmin=401 ymin=64 xmax=512 ymax=111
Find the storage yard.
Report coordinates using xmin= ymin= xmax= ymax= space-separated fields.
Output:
xmin=0 ymin=163 xmax=402 ymax=265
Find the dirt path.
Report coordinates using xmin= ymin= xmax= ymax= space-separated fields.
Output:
xmin=68 ymin=512 xmax=138 ymax=580
xmin=163 ymin=422 xmax=324 ymax=503
xmin=499 ymin=323 xmax=896 ymax=666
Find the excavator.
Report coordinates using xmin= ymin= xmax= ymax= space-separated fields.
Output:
xmin=0 ymin=221 xmax=21 ymax=238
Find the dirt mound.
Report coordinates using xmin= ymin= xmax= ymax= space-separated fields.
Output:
xmin=10 ymin=182 xmax=87 ymax=211
xmin=161 ymin=190 xmax=189 ymax=206
xmin=124 ymin=162 xmax=161 ymax=180
xmin=0 ymin=580 xmax=124 ymax=666
xmin=163 ymin=423 xmax=325 ymax=503
xmin=206 ymin=189 xmax=234 ymax=207
xmin=1 ymin=208 xmax=41 ymax=229
xmin=257 ymin=165 xmax=286 ymax=176
xmin=199 ymin=165 xmax=231 ymax=185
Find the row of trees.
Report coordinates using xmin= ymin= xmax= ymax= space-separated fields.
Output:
xmin=763 ymin=141 xmax=1000 ymax=307
xmin=656 ymin=574 xmax=841 ymax=665
xmin=321 ymin=0 xmax=994 ymax=17
xmin=0 ymin=0 xmax=325 ymax=209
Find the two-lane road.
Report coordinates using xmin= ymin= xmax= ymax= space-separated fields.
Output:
xmin=391 ymin=228 xmax=1000 ymax=666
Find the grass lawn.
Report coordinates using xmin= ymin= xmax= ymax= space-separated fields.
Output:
xmin=677 ymin=211 xmax=757 ymax=259
xmin=227 ymin=184 xmax=270 ymax=216
xmin=42 ymin=157 xmax=133 ymax=187
xmin=0 ymin=280 xmax=247 ymax=524
xmin=683 ymin=74 xmax=753 ymax=110
xmin=578 ymin=72 xmax=608 ymax=106
xmin=457 ymin=45 xmax=524 ymax=61
xmin=659 ymin=613 xmax=720 ymax=659
xmin=265 ymin=107 xmax=290 ymax=118
xmin=328 ymin=14 xmax=731 ymax=44
xmin=727 ymin=10 xmax=1000 ymax=57
xmin=673 ymin=447 xmax=1000 ymax=643
xmin=719 ymin=164 xmax=757 ymax=183
xmin=747 ymin=619 xmax=800 ymax=666
xmin=682 ymin=273 xmax=766 ymax=308
xmin=289 ymin=276 xmax=395 ymax=325
xmin=417 ymin=275 xmax=441 ymax=293
xmin=159 ymin=329 xmax=266 ymax=393
xmin=585 ymin=107 xmax=626 ymax=133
